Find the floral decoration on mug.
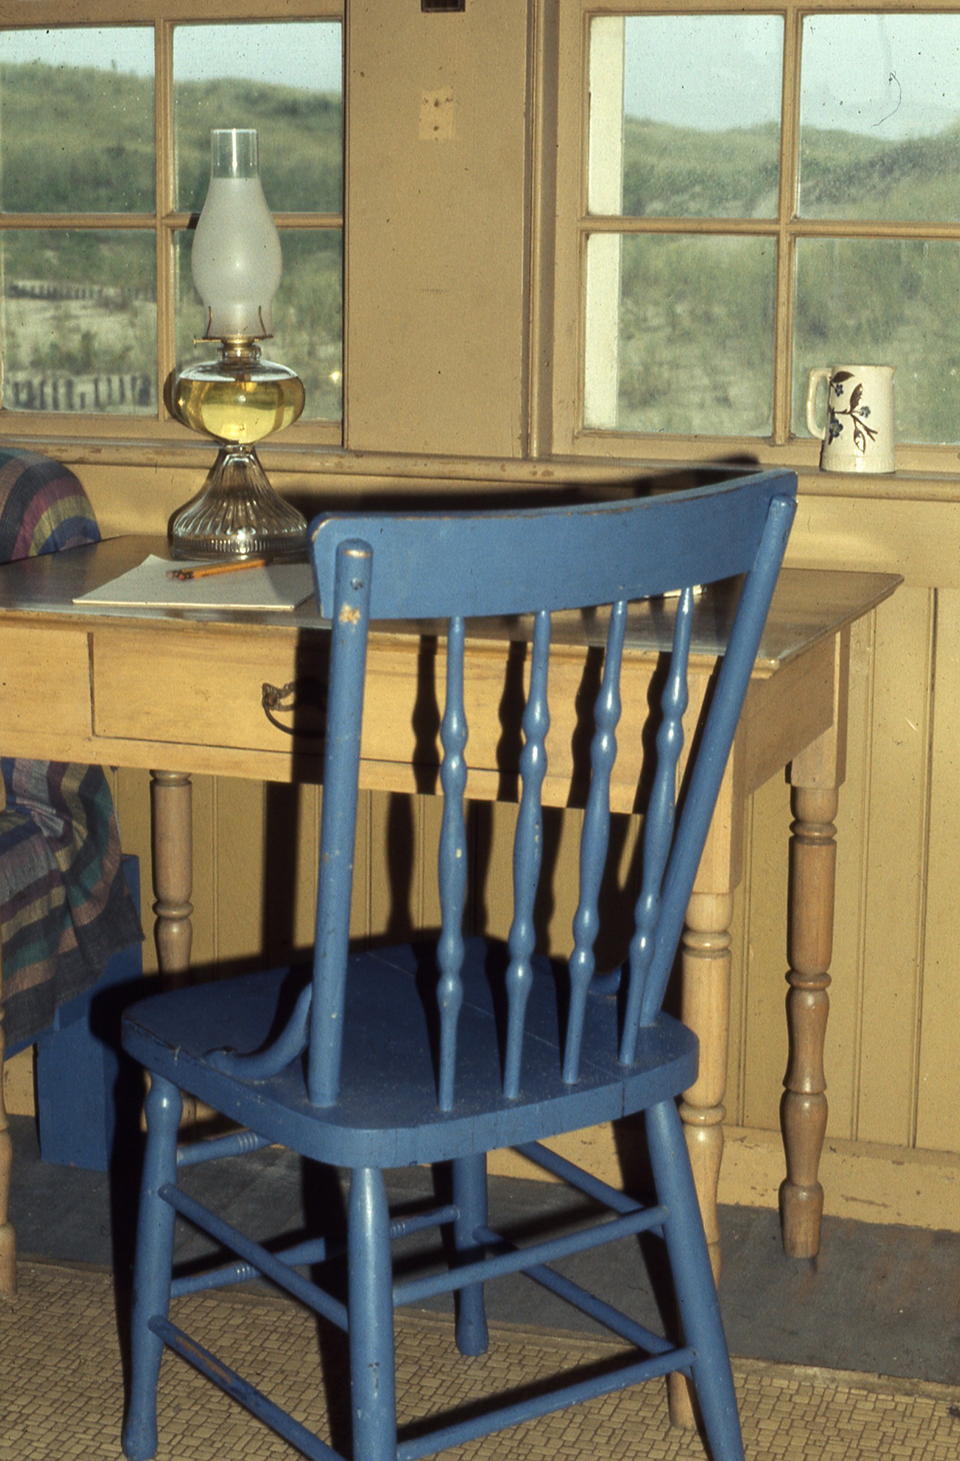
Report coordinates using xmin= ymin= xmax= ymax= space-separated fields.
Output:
xmin=806 ymin=365 xmax=895 ymax=474
xmin=826 ymin=372 xmax=877 ymax=453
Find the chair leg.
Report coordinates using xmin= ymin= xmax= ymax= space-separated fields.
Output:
xmin=122 ymin=1075 xmax=182 ymax=1461
xmin=348 ymin=1167 xmax=398 ymax=1461
xmin=451 ymin=1153 xmax=489 ymax=1356
xmin=646 ymin=1099 xmax=745 ymax=1461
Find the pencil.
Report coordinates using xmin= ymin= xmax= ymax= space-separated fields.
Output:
xmin=167 ymin=556 xmax=269 ymax=581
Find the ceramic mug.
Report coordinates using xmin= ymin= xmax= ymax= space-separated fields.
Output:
xmin=806 ymin=365 xmax=896 ymax=474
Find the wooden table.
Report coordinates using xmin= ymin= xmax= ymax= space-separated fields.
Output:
xmin=0 ymin=535 xmax=899 ymax=1323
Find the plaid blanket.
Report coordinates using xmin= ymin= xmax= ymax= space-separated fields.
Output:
xmin=0 ymin=449 xmax=142 ymax=1048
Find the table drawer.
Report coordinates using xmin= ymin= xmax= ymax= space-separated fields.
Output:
xmin=92 ymin=629 xmax=328 ymax=755
xmin=90 ymin=628 xmax=646 ymax=806
xmin=0 ymin=627 xmax=92 ymax=740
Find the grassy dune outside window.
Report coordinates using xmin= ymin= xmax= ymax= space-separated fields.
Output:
xmin=0 ymin=27 xmax=157 ymax=418
xmin=0 ymin=6 xmax=343 ymax=438
xmin=576 ymin=4 xmax=960 ymax=461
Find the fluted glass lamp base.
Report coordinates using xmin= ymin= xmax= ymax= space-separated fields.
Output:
xmin=170 ymin=445 xmax=308 ymax=559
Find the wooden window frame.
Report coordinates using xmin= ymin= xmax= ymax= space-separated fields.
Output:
xmin=0 ymin=0 xmax=343 ymax=456
xmin=551 ymin=0 xmax=960 ymax=478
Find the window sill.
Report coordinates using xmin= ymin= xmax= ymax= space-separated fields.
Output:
xmin=4 ymin=425 xmax=960 ymax=507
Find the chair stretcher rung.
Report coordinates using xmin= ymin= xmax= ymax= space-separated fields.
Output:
xmin=395 ymin=1343 xmax=695 ymax=1461
xmin=176 ymin=1129 xmax=274 ymax=1168
xmin=392 ymin=1203 xmax=460 ymax=1240
xmin=171 ymin=1233 xmax=335 ymax=1299
xmin=160 ymin=1183 xmax=349 ymax=1331
xmin=393 ymin=1203 xmax=666 ymax=1308
xmin=170 ymin=1202 xmax=460 ymax=1300
xmin=151 ymin=1316 xmax=342 ymax=1461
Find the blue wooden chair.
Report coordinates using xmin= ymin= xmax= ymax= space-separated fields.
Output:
xmin=121 ymin=469 xmax=796 ymax=1461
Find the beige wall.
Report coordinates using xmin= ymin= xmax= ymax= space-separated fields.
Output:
xmin=5 ymin=0 xmax=959 ymax=1231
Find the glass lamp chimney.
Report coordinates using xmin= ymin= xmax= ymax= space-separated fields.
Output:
xmin=191 ymin=128 xmax=282 ymax=340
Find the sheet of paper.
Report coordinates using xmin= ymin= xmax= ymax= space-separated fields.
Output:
xmin=73 ymin=555 xmax=315 ymax=612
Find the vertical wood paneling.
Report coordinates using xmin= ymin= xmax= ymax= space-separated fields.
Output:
xmin=261 ymin=781 xmax=321 ymax=958
xmin=187 ymin=774 xmax=218 ymax=970
xmin=736 ymin=775 xmax=791 ymax=1133
xmin=419 ymin=795 xmax=445 ymax=933
xmin=536 ymin=805 xmax=584 ymax=957
xmin=470 ymin=800 xmax=514 ymax=941
xmin=916 ymin=589 xmax=960 ymax=1152
xmin=211 ymin=780 xmax=323 ymax=963
xmin=724 ymin=804 xmax=751 ymax=1127
xmin=351 ymin=790 xmax=371 ymax=938
xmin=214 ymin=778 xmax=267 ymax=967
xmin=368 ymin=791 xmax=396 ymax=935
xmin=855 ymin=588 xmax=933 ymax=1147
xmin=368 ymin=792 xmax=426 ymax=941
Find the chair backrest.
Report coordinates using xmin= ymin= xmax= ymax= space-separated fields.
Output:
xmin=305 ymin=471 xmax=797 ymax=1109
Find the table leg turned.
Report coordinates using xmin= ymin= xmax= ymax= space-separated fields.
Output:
xmin=0 ymin=998 xmax=16 ymax=1296
xmin=150 ymin=770 xmax=194 ymax=982
xmin=668 ymin=888 xmax=733 ymax=1430
xmin=779 ymin=783 xmax=836 ymax=1259
xmin=149 ymin=771 xmax=199 ymax=1127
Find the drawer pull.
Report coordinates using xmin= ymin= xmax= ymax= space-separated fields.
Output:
xmin=261 ymin=677 xmax=327 ymax=737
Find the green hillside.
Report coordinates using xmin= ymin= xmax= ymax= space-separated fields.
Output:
xmin=620 ymin=113 xmax=960 ymax=221
xmin=0 ymin=61 xmax=342 ymax=219
xmin=613 ymin=115 xmax=960 ymax=442
xmin=621 ymin=118 xmax=781 ymax=218
xmin=0 ymin=62 xmax=343 ymax=417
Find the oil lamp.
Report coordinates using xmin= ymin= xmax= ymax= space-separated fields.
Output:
xmin=170 ymin=128 xmax=307 ymax=559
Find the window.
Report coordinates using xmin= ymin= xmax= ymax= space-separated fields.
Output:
xmin=556 ymin=3 xmax=960 ymax=465
xmin=0 ymin=3 xmax=343 ymax=442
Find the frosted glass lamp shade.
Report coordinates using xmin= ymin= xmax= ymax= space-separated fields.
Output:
xmin=191 ymin=128 xmax=282 ymax=340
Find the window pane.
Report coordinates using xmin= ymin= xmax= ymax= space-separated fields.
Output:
xmin=1 ymin=231 xmax=157 ymax=415
xmin=793 ymin=238 xmax=960 ymax=443
xmin=278 ymin=232 xmax=343 ymax=421
xmin=591 ymin=14 xmax=783 ymax=220
xmin=799 ymin=15 xmax=960 ymax=222
xmin=174 ymin=23 xmax=343 ymax=213
xmin=176 ymin=230 xmax=342 ymax=423
xmin=0 ymin=29 xmax=154 ymax=212
xmin=586 ymin=234 xmax=775 ymax=435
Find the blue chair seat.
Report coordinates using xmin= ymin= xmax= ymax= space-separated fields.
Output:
xmin=123 ymin=939 xmax=698 ymax=1169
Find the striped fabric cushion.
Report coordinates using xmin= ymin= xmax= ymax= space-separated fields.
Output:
xmin=0 ymin=449 xmax=102 ymax=561
xmin=0 ymin=449 xmax=142 ymax=1049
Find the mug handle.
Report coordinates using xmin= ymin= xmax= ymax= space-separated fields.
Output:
xmin=806 ymin=367 xmax=832 ymax=440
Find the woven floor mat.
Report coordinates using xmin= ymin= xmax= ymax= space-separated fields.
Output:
xmin=1 ymin=1260 xmax=958 ymax=1460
